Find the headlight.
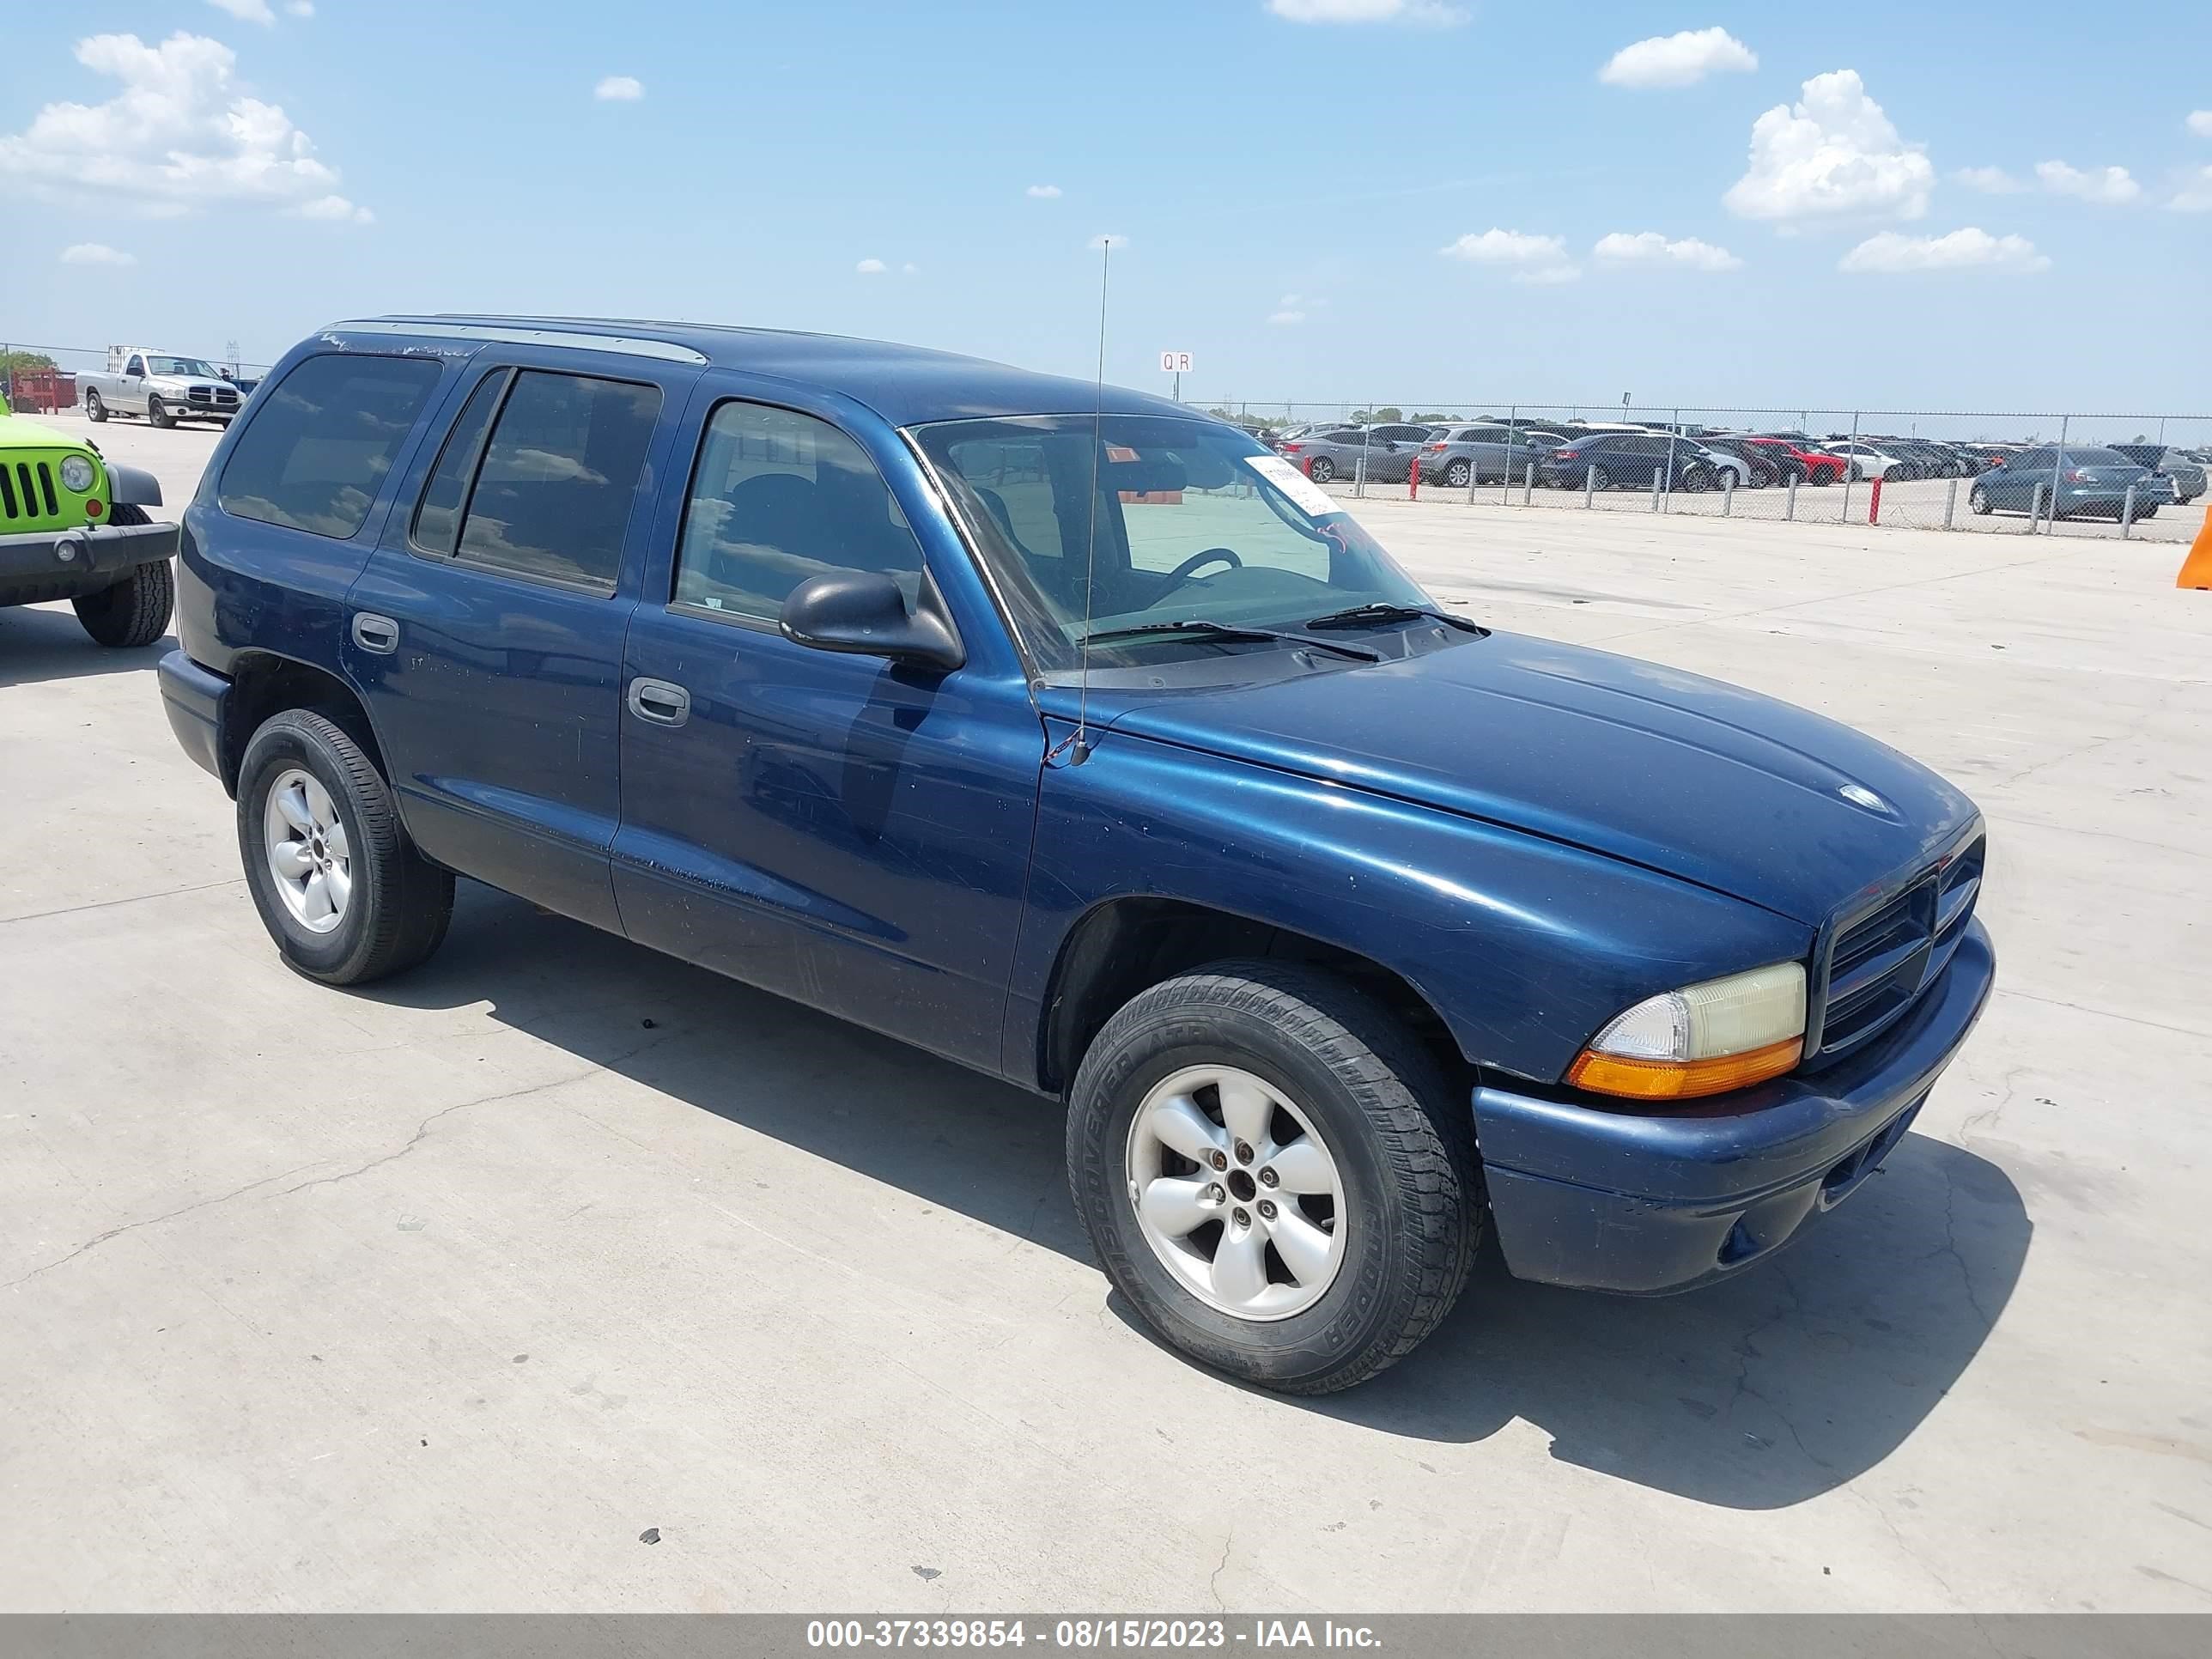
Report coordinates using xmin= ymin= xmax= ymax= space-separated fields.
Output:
xmin=59 ymin=454 xmax=97 ymax=494
xmin=1566 ymin=962 xmax=1807 ymax=1102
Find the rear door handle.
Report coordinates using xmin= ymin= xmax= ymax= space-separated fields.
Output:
xmin=351 ymin=612 xmax=400 ymax=654
xmin=626 ymin=678 xmax=691 ymax=727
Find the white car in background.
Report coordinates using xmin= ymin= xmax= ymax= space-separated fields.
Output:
xmin=1823 ymin=441 xmax=1915 ymax=482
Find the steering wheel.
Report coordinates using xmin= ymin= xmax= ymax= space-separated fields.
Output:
xmin=1158 ymin=547 xmax=1243 ymax=591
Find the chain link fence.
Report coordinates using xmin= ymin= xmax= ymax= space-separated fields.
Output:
xmin=1197 ymin=400 xmax=2212 ymax=544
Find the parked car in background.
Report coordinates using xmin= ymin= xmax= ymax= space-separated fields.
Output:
xmin=1691 ymin=439 xmax=1777 ymax=488
xmin=1824 ymin=442 xmax=1919 ymax=482
xmin=1743 ymin=437 xmax=1843 ymax=484
xmin=1537 ymin=432 xmax=1722 ymax=492
xmin=1419 ymin=424 xmax=1560 ymax=488
xmin=1275 ymin=428 xmax=1416 ymax=484
xmin=0 ymin=407 xmax=177 ymax=646
xmin=78 ymin=347 xmax=245 ymax=428
xmin=155 ymin=313 xmax=1996 ymax=1395
xmin=1968 ymin=447 xmax=2175 ymax=520
xmin=2110 ymin=445 xmax=2206 ymax=505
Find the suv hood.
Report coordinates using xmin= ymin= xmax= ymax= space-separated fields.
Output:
xmin=1098 ymin=632 xmax=1979 ymax=925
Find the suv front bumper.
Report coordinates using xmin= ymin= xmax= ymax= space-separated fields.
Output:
xmin=1474 ymin=919 xmax=1995 ymax=1294
xmin=0 ymin=518 xmax=178 ymax=586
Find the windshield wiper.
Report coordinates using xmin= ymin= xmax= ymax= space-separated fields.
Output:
xmin=1303 ymin=601 xmax=1487 ymax=635
xmin=1075 ymin=619 xmax=1380 ymax=662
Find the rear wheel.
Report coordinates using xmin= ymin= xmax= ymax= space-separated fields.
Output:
xmin=70 ymin=507 xmax=173 ymax=647
xmin=1969 ymin=484 xmax=1993 ymax=515
xmin=83 ymin=389 xmax=107 ymax=423
xmin=236 ymin=709 xmax=454 ymax=986
xmin=1309 ymin=456 xmax=1336 ymax=483
xmin=1066 ymin=961 xmax=1479 ymax=1395
xmin=1589 ymin=465 xmax=1612 ymax=490
xmin=1443 ymin=459 xmax=1471 ymax=489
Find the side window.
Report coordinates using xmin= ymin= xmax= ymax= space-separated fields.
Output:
xmin=125 ymin=356 xmax=145 ymax=378
xmin=673 ymin=401 xmax=924 ymax=623
xmin=218 ymin=354 xmax=444 ymax=539
xmin=452 ymin=370 xmax=663 ymax=594
xmin=410 ymin=370 xmax=507 ymax=556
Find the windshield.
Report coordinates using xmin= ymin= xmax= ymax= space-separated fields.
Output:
xmin=147 ymin=356 xmax=222 ymax=378
xmin=914 ymin=413 xmax=1433 ymax=673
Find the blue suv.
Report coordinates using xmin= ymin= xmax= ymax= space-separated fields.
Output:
xmin=157 ymin=317 xmax=1995 ymax=1393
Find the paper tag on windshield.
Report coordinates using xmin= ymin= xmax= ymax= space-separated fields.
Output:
xmin=1245 ymin=454 xmax=1344 ymax=519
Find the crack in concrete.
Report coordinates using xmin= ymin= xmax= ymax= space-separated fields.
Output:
xmin=1207 ymin=1528 xmax=1235 ymax=1613
xmin=0 ymin=878 xmax=246 ymax=930
xmin=1923 ymin=1160 xmax=1996 ymax=1333
xmin=4 ymin=1063 xmax=619 ymax=1292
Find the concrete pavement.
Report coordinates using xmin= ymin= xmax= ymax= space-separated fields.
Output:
xmin=3 ymin=421 xmax=2209 ymax=1612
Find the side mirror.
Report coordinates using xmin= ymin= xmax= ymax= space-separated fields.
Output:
xmin=780 ymin=572 xmax=963 ymax=671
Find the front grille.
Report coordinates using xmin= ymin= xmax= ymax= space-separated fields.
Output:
xmin=1814 ymin=834 xmax=1984 ymax=1061
xmin=1 ymin=459 xmax=60 ymax=524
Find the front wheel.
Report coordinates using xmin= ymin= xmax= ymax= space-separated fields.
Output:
xmin=1066 ymin=961 xmax=1479 ymax=1395
xmin=147 ymin=395 xmax=173 ymax=430
xmin=71 ymin=507 xmax=173 ymax=647
xmin=237 ymin=709 xmax=455 ymax=986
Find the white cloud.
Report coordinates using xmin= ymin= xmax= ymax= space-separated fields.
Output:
xmin=1438 ymin=227 xmax=1580 ymax=283
xmin=1954 ymin=166 xmax=2024 ymax=193
xmin=1593 ymin=231 xmax=1741 ymax=270
xmin=855 ymin=258 xmax=888 ymax=274
xmin=1724 ymin=70 xmax=1933 ymax=222
xmin=2189 ymin=111 xmax=2212 ymax=139
xmin=2035 ymin=160 xmax=2140 ymax=204
xmin=287 ymin=2 xmax=314 ymax=14
xmin=60 ymin=241 xmax=135 ymax=266
xmin=1025 ymin=183 xmax=1061 ymax=198
xmin=0 ymin=33 xmax=364 ymax=220
xmin=1267 ymin=1 xmax=1467 ymax=24
xmin=594 ymin=76 xmax=643 ymax=102
xmin=1088 ymin=232 xmax=1127 ymax=250
xmin=1268 ymin=309 xmax=1305 ymax=325
xmin=2172 ymin=166 xmax=2212 ymax=212
xmin=1839 ymin=228 xmax=2049 ymax=274
xmin=299 ymin=191 xmax=370 ymax=223
xmin=1598 ymin=27 xmax=1757 ymax=89
xmin=902 ymin=262 xmax=919 ymax=275
xmin=207 ymin=0 xmax=276 ymax=21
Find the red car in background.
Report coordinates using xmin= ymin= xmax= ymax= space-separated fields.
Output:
xmin=1741 ymin=436 xmax=1844 ymax=484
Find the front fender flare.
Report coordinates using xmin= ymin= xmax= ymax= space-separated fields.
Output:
xmin=105 ymin=463 xmax=163 ymax=507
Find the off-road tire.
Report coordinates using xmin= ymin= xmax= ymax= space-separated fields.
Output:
xmin=237 ymin=709 xmax=454 ymax=986
xmin=1066 ymin=960 xmax=1480 ymax=1395
xmin=71 ymin=507 xmax=173 ymax=647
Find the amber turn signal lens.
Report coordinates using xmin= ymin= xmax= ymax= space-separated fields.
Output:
xmin=1566 ymin=1035 xmax=1804 ymax=1102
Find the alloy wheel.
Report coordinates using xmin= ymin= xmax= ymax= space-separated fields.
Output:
xmin=1125 ymin=1064 xmax=1347 ymax=1322
xmin=262 ymin=767 xmax=352 ymax=934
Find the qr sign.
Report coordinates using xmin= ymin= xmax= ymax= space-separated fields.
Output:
xmin=1159 ymin=351 xmax=1194 ymax=374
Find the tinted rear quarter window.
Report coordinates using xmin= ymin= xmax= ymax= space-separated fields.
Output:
xmin=218 ymin=354 xmax=443 ymax=538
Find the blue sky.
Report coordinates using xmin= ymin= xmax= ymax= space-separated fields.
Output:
xmin=4 ymin=1 xmax=2209 ymax=414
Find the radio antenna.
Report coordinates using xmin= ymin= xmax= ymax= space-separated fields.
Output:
xmin=1063 ymin=235 xmax=1113 ymax=765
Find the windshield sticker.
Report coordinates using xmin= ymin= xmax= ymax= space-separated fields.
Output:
xmin=1245 ymin=454 xmax=1343 ymax=518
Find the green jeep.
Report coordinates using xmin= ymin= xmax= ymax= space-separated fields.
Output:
xmin=0 ymin=407 xmax=179 ymax=647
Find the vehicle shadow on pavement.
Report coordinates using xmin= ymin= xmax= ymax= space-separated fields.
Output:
xmin=368 ymin=885 xmax=2029 ymax=1512
xmin=1276 ymin=1133 xmax=2031 ymax=1508
xmin=0 ymin=604 xmax=173 ymax=688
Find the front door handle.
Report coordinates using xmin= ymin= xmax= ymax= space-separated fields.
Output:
xmin=351 ymin=612 xmax=400 ymax=654
xmin=626 ymin=677 xmax=691 ymax=727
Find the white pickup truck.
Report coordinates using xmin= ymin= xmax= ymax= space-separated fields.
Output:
xmin=78 ymin=347 xmax=246 ymax=428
